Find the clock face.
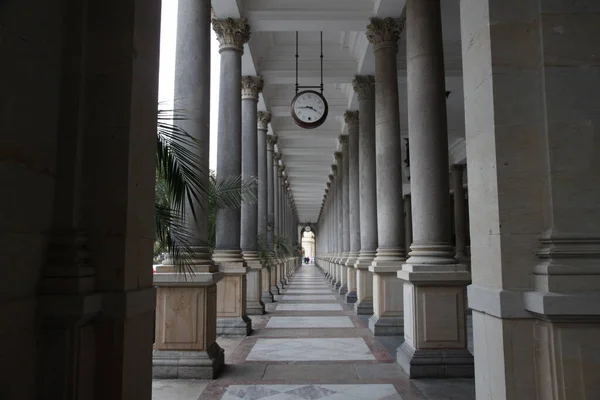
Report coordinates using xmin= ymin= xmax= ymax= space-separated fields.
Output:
xmin=291 ymin=90 xmax=328 ymax=129
xmin=304 ymin=226 xmax=311 ymax=232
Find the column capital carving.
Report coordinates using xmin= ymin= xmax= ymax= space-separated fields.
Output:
xmin=258 ymin=111 xmax=272 ymax=130
xmin=334 ymin=151 xmax=343 ymax=162
xmin=338 ymin=135 xmax=349 ymax=147
xmin=266 ymin=134 xmax=278 ymax=151
xmin=331 ymin=165 xmax=338 ymax=174
xmin=352 ymin=75 xmax=375 ymax=100
xmin=241 ymin=75 xmax=264 ymax=99
xmin=344 ymin=111 xmax=359 ymax=131
xmin=274 ymin=152 xmax=282 ymax=163
xmin=366 ymin=17 xmax=404 ymax=51
xmin=278 ymin=164 xmax=286 ymax=174
xmin=212 ymin=17 xmax=251 ymax=53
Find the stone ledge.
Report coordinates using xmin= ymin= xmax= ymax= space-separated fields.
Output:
xmin=153 ymin=343 xmax=224 ymax=379
xmin=153 ymin=271 xmax=224 ymax=286
xmin=524 ymin=291 xmax=600 ymax=316
xmin=467 ymin=284 xmax=530 ymax=319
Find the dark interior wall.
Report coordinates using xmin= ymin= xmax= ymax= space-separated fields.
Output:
xmin=0 ymin=1 xmax=63 ymax=398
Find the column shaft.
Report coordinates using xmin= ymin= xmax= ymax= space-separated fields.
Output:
xmin=345 ymin=111 xmax=360 ymax=304
xmin=367 ymin=18 xmax=406 ymax=335
xmin=258 ymin=113 xmax=274 ymax=303
xmin=212 ymin=17 xmax=252 ymax=336
xmin=398 ymin=0 xmax=472 ymax=377
xmin=353 ymin=76 xmax=377 ymax=316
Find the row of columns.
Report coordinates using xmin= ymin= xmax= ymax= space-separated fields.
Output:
xmin=316 ymin=3 xmax=473 ymax=378
xmin=153 ymin=10 xmax=300 ymax=379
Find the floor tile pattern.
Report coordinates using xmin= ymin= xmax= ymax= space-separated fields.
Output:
xmin=246 ymin=338 xmax=376 ymax=361
xmin=221 ymin=384 xmax=401 ymax=400
xmin=281 ymin=295 xmax=337 ymax=301
xmin=266 ymin=316 xmax=354 ymax=329
xmin=275 ymin=303 xmax=343 ymax=311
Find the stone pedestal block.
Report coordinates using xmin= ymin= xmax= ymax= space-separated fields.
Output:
xmin=214 ymin=255 xmax=252 ymax=336
xmin=354 ymin=253 xmax=376 ymax=315
xmin=153 ymin=270 xmax=225 ymax=379
xmin=244 ymin=254 xmax=265 ymax=315
xmin=368 ymin=264 xmax=404 ymax=336
xmin=397 ymin=268 xmax=473 ymax=377
xmin=260 ymin=266 xmax=274 ymax=303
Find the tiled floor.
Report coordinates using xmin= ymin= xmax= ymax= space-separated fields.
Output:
xmin=152 ymin=264 xmax=475 ymax=400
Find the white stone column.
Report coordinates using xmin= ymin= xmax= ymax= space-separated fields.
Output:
xmin=152 ymin=0 xmax=225 ymax=377
xmin=345 ymin=111 xmax=360 ymax=304
xmin=212 ymin=17 xmax=252 ymax=336
xmin=353 ymin=75 xmax=377 ymax=316
xmin=397 ymin=0 xmax=473 ymax=376
xmin=338 ymin=138 xmax=350 ymax=295
xmin=367 ymin=18 xmax=406 ymax=336
xmin=266 ymin=136 xmax=279 ymax=295
xmin=241 ymin=76 xmax=265 ymax=316
xmin=258 ymin=112 xmax=274 ymax=303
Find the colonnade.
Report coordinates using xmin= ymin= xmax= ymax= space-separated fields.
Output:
xmin=152 ymin=7 xmax=300 ymax=379
xmin=316 ymin=7 xmax=473 ymax=377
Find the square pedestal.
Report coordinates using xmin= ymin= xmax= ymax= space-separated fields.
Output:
xmin=153 ymin=343 xmax=224 ymax=379
xmin=369 ymin=265 xmax=404 ymax=336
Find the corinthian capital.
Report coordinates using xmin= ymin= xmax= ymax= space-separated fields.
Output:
xmin=241 ymin=76 xmax=264 ymax=99
xmin=212 ymin=17 xmax=251 ymax=52
xmin=352 ymin=75 xmax=375 ymax=100
xmin=366 ymin=17 xmax=404 ymax=51
xmin=266 ymin=134 xmax=277 ymax=151
xmin=344 ymin=111 xmax=359 ymax=132
xmin=258 ymin=111 xmax=272 ymax=130
xmin=274 ymin=152 xmax=282 ymax=163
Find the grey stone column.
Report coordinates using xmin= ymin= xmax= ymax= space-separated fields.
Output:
xmin=241 ymin=76 xmax=265 ymax=316
xmin=339 ymin=137 xmax=350 ymax=295
xmin=333 ymin=161 xmax=343 ymax=289
xmin=366 ymin=18 xmax=406 ymax=335
xmin=353 ymin=75 xmax=377 ymax=316
xmin=451 ymin=164 xmax=467 ymax=262
xmin=329 ymin=170 xmax=338 ymax=286
xmin=345 ymin=111 xmax=360 ymax=304
xmin=153 ymin=0 xmax=225 ymax=377
xmin=212 ymin=17 xmax=252 ymax=336
xmin=258 ymin=112 xmax=274 ymax=303
xmin=273 ymin=153 xmax=283 ymax=291
xmin=398 ymin=0 xmax=473 ymax=377
xmin=266 ymin=136 xmax=279 ymax=295
xmin=279 ymin=166 xmax=288 ymax=287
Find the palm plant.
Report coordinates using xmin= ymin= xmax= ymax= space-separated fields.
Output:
xmin=155 ymin=109 xmax=257 ymax=271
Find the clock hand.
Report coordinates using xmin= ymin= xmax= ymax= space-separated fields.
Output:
xmin=301 ymin=106 xmax=317 ymax=112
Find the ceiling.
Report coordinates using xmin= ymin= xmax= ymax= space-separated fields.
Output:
xmin=213 ymin=0 xmax=466 ymax=223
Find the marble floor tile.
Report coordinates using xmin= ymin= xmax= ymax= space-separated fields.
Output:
xmin=275 ymin=303 xmax=343 ymax=311
xmin=246 ymin=338 xmax=375 ymax=361
xmin=266 ymin=316 xmax=354 ymax=328
xmin=284 ymin=290 xmax=333 ymax=294
xmin=281 ymin=295 xmax=337 ymax=301
xmin=221 ymin=384 xmax=400 ymax=400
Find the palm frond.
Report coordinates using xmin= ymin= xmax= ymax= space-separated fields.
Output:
xmin=212 ymin=174 xmax=258 ymax=209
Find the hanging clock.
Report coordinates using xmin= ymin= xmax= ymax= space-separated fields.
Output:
xmin=291 ymin=31 xmax=328 ymax=129
xmin=304 ymin=225 xmax=312 ymax=232
xmin=291 ymin=90 xmax=328 ymax=129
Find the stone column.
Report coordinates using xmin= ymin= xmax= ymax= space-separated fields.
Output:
xmin=152 ymin=0 xmax=225 ymax=378
xmin=212 ymin=17 xmax=252 ymax=336
xmin=451 ymin=165 xmax=467 ymax=262
xmin=333 ymin=162 xmax=343 ymax=289
xmin=404 ymin=195 xmax=413 ymax=254
xmin=273 ymin=152 xmax=282 ymax=291
xmin=397 ymin=0 xmax=473 ymax=376
xmin=258 ymin=112 xmax=274 ymax=303
xmin=345 ymin=111 xmax=360 ymax=303
xmin=267 ymin=136 xmax=279 ymax=295
xmin=339 ymin=138 xmax=350 ymax=295
xmin=366 ymin=18 xmax=406 ymax=335
xmin=353 ymin=75 xmax=377 ymax=316
xmin=241 ymin=76 xmax=265 ymax=316
xmin=278 ymin=165 xmax=288 ymax=287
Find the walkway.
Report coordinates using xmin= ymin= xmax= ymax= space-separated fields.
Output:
xmin=153 ymin=264 xmax=475 ymax=400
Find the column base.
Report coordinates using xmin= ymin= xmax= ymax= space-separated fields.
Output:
xmin=354 ymin=299 xmax=373 ymax=315
xmin=368 ymin=315 xmax=403 ymax=336
xmin=338 ymin=284 xmax=348 ymax=295
xmin=152 ymin=343 xmax=224 ymax=379
xmin=345 ymin=290 xmax=357 ymax=304
xmin=216 ymin=316 xmax=252 ymax=336
xmin=396 ymin=343 xmax=474 ymax=378
xmin=261 ymin=291 xmax=274 ymax=304
xmin=270 ymin=284 xmax=281 ymax=295
xmin=247 ymin=300 xmax=265 ymax=316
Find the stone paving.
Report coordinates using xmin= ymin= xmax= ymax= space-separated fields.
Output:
xmin=152 ymin=264 xmax=475 ymax=400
